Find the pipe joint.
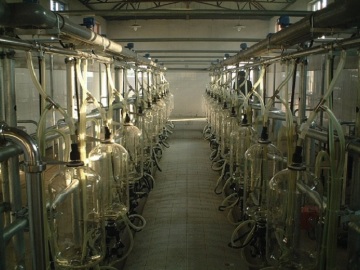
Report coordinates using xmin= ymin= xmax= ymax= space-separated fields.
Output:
xmin=22 ymin=162 xmax=47 ymax=173
xmin=0 ymin=122 xmax=46 ymax=172
xmin=45 ymin=96 xmax=58 ymax=108
xmin=314 ymin=98 xmax=326 ymax=112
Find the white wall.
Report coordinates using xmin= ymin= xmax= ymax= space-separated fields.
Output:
xmin=107 ymin=19 xmax=270 ymax=53
xmin=13 ymin=55 xmax=103 ymax=135
xmin=166 ymin=71 xmax=209 ymax=118
xmin=106 ymin=19 xmax=270 ymax=118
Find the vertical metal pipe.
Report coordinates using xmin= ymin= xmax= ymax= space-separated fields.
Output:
xmin=114 ymin=66 xmax=120 ymax=91
xmin=0 ymin=51 xmax=5 ymax=121
xmin=49 ymin=54 xmax=56 ymax=159
xmin=25 ymin=172 xmax=48 ymax=270
xmin=319 ymin=55 xmax=326 ymax=127
xmin=298 ymin=59 xmax=308 ymax=124
xmin=65 ymin=58 xmax=75 ymax=121
xmin=0 ymin=123 xmax=48 ymax=270
xmin=356 ymin=50 xmax=360 ymax=137
xmin=3 ymin=50 xmax=26 ymax=268
xmin=123 ymin=68 xmax=127 ymax=99
xmin=0 ymin=162 xmax=10 ymax=225
xmin=347 ymin=50 xmax=360 ymax=269
xmin=147 ymin=69 xmax=151 ymax=102
xmin=37 ymin=55 xmax=46 ymax=116
xmin=49 ymin=54 xmax=54 ymax=100
xmin=119 ymin=67 xmax=125 ymax=100
xmin=141 ymin=70 xmax=145 ymax=99
xmin=0 ymin=204 xmax=6 ymax=270
xmin=3 ymin=51 xmax=16 ymax=125
xmin=113 ymin=67 xmax=121 ymax=126
xmin=99 ymin=62 xmax=103 ymax=106
xmin=38 ymin=54 xmax=46 ymax=159
xmin=40 ymin=55 xmax=46 ymax=112
xmin=0 ymin=52 xmax=10 ymax=233
xmin=135 ymin=68 xmax=139 ymax=112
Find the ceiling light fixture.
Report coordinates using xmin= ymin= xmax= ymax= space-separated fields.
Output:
xmin=233 ymin=23 xmax=246 ymax=32
xmin=130 ymin=22 xmax=141 ymax=31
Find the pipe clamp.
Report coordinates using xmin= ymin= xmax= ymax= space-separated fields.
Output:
xmin=22 ymin=162 xmax=46 ymax=173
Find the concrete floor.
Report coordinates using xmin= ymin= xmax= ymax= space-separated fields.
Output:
xmin=123 ymin=119 xmax=249 ymax=270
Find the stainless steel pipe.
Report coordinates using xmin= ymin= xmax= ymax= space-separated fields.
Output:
xmin=222 ymin=0 xmax=360 ymax=66
xmin=0 ymin=3 xmax=153 ymax=65
xmin=0 ymin=144 xmax=22 ymax=162
xmin=0 ymin=122 xmax=47 ymax=270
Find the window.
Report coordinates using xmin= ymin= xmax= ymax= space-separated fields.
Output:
xmin=50 ymin=0 xmax=66 ymax=11
xmin=309 ymin=0 xmax=327 ymax=11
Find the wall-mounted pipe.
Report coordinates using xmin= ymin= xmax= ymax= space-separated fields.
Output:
xmin=220 ymin=36 xmax=360 ymax=75
xmin=0 ymin=36 xmax=111 ymax=62
xmin=221 ymin=0 xmax=360 ymax=66
xmin=0 ymin=3 xmax=153 ymax=66
xmin=0 ymin=122 xmax=47 ymax=270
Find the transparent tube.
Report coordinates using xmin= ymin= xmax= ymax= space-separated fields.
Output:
xmin=237 ymin=69 xmax=251 ymax=99
xmin=37 ymin=104 xmax=71 ymax=160
xmin=44 ymin=129 xmax=70 ymax=162
xmin=48 ymin=164 xmax=105 ymax=268
xmin=79 ymin=98 xmax=103 ymax=162
xmin=243 ymin=65 xmax=266 ymax=115
xmin=263 ymin=61 xmax=295 ymax=125
xmin=314 ymin=150 xmax=330 ymax=179
xmin=321 ymin=106 xmax=346 ymax=270
xmin=88 ymin=139 xmax=130 ymax=220
xmin=266 ymin=166 xmax=323 ymax=269
xmin=298 ymin=50 xmax=346 ymax=142
xmin=75 ymin=59 xmax=107 ymax=123
xmin=105 ymin=64 xmax=115 ymax=130
xmin=26 ymin=52 xmax=76 ymax=137
xmin=76 ymin=59 xmax=107 ymax=161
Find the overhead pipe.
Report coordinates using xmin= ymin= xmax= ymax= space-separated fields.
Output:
xmin=0 ymin=3 xmax=153 ymax=66
xmin=0 ymin=36 xmax=112 ymax=62
xmin=0 ymin=122 xmax=47 ymax=270
xmin=221 ymin=0 xmax=360 ymax=66
xmin=222 ymin=36 xmax=360 ymax=75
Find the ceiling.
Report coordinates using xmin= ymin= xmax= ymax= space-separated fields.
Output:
xmin=58 ymin=0 xmax=310 ymax=70
xmin=63 ymin=0 xmax=309 ymax=21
